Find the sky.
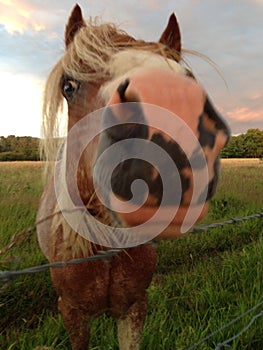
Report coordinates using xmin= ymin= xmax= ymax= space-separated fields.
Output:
xmin=0 ymin=0 xmax=262 ymax=137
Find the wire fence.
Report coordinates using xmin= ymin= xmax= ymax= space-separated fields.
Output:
xmin=1 ymin=211 xmax=263 ymax=283
xmin=0 ymin=212 xmax=263 ymax=283
xmin=1 ymin=210 xmax=263 ymax=349
xmin=187 ymin=299 xmax=263 ymax=349
xmin=0 ymin=248 xmax=122 ymax=284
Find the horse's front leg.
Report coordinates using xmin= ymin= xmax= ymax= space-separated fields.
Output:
xmin=116 ymin=293 xmax=148 ymax=350
xmin=58 ymin=296 xmax=91 ymax=350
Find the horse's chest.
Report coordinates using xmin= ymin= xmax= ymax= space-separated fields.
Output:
xmin=51 ymin=245 xmax=156 ymax=316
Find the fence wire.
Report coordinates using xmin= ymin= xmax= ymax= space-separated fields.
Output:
xmin=1 ymin=211 xmax=263 ymax=349
xmin=187 ymin=299 xmax=263 ymax=350
xmin=0 ymin=212 xmax=262 ymax=283
xmin=0 ymin=249 xmax=122 ymax=284
xmin=190 ymin=211 xmax=263 ymax=233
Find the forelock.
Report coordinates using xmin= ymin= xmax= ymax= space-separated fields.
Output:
xmin=60 ymin=19 xmax=181 ymax=83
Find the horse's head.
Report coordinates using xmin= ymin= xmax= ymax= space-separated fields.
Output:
xmin=42 ymin=5 xmax=230 ymax=247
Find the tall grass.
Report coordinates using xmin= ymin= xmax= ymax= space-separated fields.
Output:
xmin=0 ymin=160 xmax=263 ymax=349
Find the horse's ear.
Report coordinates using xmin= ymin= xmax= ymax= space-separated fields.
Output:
xmin=65 ymin=4 xmax=85 ymax=47
xmin=159 ymin=13 xmax=181 ymax=55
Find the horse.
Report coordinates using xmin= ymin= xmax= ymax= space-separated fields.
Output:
xmin=37 ymin=4 xmax=230 ymax=350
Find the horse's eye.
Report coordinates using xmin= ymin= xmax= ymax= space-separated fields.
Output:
xmin=62 ymin=78 xmax=80 ymax=100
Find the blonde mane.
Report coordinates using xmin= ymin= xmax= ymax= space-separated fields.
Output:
xmin=41 ymin=18 xmax=181 ymax=168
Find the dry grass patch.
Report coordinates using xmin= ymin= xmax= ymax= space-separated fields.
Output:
xmin=221 ymin=158 xmax=263 ymax=167
xmin=0 ymin=161 xmax=43 ymax=169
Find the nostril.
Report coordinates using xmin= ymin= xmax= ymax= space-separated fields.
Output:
xmin=117 ymin=79 xmax=130 ymax=102
xmin=102 ymin=78 xmax=148 ymax=141
xmin=102 ymin=103 xmax=148 ymax=141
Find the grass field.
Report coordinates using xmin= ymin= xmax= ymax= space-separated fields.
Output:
xmin=0 ymin=159 xmax=263 ymax=349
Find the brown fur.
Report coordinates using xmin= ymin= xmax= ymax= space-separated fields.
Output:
xmin=37 ymin=5 xmax=184 ymax=349
xmin=37 ymin=4 xmax=229 ymax=349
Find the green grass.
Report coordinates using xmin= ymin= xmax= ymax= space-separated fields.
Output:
xmin=0 ymin=160 xmax=263 ymax=349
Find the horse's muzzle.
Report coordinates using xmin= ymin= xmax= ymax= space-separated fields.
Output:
xmin=94 ymin=68 xmax=230 ymax=238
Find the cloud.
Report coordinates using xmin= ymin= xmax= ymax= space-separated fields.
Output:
xmin=0 ymin=0 xmax=262 ymax=136
xmin=0 ymin=25 xmax=63 ymax=77
xmin=0 ymin=0 xmax=177 ymax=78
xmin=227 ymin=107 xmax=262 ymax=122
xmin=0 ymin=0 xmax=45 ymax=33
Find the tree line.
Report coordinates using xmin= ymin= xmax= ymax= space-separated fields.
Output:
xmin=0 ymin=129 xmax=262 ymax=161
xmin=0 ymin=135 xmax=40 ymax=161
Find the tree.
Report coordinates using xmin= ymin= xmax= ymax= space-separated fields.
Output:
xmin=221 ymin=129 xmax=263 ymax=158
xmin=243 ymin=129 xmax=263 ymax=158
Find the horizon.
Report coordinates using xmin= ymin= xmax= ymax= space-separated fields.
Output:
xmin=2 ymin=127 xmax=263 ymax=139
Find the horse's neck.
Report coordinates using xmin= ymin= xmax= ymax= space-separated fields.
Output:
xmin=55 ymin=159 xmax=112 ymax=260
xmin=50 ymin=206 xmax=106 ymax=260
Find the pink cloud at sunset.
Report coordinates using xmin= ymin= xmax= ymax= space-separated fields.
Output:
xmin=0 ymin=0 xmax=45 ymax=34
xmin=227 ymin=107 xmax=263 ymax=123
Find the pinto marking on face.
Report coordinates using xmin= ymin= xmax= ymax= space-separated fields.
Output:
xmin=107 ymin=132 xmax=193 ymax=207
xmin=149 ymin=133 xmax=191 ymax=205
xmin=198 ymin=114 xmax=216 ymax=149
xmin=97 ymin=71 xmax=230 ymax=215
